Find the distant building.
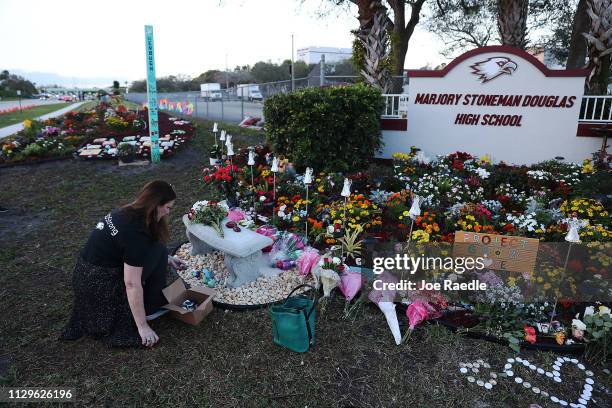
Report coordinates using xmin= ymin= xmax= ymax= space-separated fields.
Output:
xmin=297 ymin=46 xmax=352 ymax=64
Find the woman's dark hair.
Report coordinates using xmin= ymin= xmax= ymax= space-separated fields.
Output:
xmin=122 ymin=180 xmax=176 ymax=243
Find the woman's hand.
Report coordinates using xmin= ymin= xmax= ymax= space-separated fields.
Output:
xmin=138 ymin=324 xmax=159 ymax=347
xmin=168 ymin=255 xmax=187 ymax=270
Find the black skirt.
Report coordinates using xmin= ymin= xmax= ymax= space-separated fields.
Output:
xmin=62 ymin=239 xmax=169 ymax=348
xmin=61 ymin=256 xmax=142 ymax=347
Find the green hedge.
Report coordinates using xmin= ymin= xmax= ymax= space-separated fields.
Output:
xmin=263 ymin=84 xmax=384 ymax=173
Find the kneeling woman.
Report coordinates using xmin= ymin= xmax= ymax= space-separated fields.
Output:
xmin=62 ymin=180 xmax=186 ymax=348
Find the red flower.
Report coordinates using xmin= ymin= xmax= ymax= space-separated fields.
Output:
xmin=568 ymin=260 xmax=583 ymax=273
xmin=524 ymin=325 xmax=536 ymax=344
xmin=466 ymin=176 xmax=480 ymax=187
xmin=452 ymin=160 xmax=464 ymax=171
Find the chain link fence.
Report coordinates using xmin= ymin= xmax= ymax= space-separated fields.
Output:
xmin=125 ymin=67 xmax=408 ymax=125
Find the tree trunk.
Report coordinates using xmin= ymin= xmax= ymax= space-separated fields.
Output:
xmin=584 ymin=0 xmax=612 ymax=94
xmin=389 ymin=0 xmax=426 ymax=93
xmin=593 ymin=54 xmax=611 ymax=94
xmin=353 ymin=0 xmax=392 ymax=92
xmin=497 ymin=0 xmax=529 ymax=49
xmin=567 ymin=0 xmax=590 ymax=68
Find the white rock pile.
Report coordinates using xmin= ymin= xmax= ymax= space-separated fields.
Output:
xmin=174 ymin=243 xmax=314 ymax=306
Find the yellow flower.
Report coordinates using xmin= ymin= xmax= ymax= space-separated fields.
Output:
xmin=292 ymin=216 xmax=300 ymax=222
xmin=507 ymin=277 xmax=517 ymax=287
xmin=543 ymin=283 xmax=551 ymax=290
xmin=317 ymin=186 xmax=324 ymax=193
xmin=23 ymin=119 xmax=32 ymax=129
xmin=412 ymin=230 xmax=430 ymax=243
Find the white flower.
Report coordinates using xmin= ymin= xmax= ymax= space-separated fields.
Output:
xmin=572 ymin=319 xmax=586 ymax=331
xmin=332 ymin=257 xmax=341 ymax=265
xmin=598 ymin=305 xmax=611 ymax=317
xmin=475 ymin=168 xmax=490 ymax=179
xmin=259 ymin=196 xmax=266 ymax=202
xmin=327 ymin=225 xmax=335 ymax=234
xmin=192 ymin=200 xmax=210 ymax=211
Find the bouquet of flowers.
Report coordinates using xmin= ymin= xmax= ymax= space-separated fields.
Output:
xmin=203 ymin=163 xmax=242 ymax=206
xmin=187 ymin=200 xmax=228 ymax=237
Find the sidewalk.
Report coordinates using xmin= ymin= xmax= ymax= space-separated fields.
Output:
xmin=0 ymin=102 xmax=88 ymax=140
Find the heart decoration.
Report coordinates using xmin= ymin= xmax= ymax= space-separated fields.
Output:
xmin=458 ymin=356 xmax=596 ymax=407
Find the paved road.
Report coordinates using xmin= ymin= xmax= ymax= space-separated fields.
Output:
xmin=0 ymin=102 xmax=88 ymax=140
xmin=0 ymin=98 xmax=73 ymax=110
xmin=126 ymin=92 xmax=264 ymax=124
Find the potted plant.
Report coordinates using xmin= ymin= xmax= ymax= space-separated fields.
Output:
xmin=209 ymin=145 xmax=221 ymax=165
xmin=118 ymin=143 xmax=136 ymax=163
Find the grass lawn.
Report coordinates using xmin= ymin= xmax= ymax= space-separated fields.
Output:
xmin=0 ymin=103 xmax=77 ymax=128
xmin=0 ymin=117 xmax=609 ymax=407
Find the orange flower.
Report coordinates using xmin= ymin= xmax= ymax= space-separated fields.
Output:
xmin=555 ymin=331 xmax=565 ymax=345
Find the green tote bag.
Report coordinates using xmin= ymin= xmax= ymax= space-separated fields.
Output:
xmin=269 ymin=284 xmax=318 ymax=353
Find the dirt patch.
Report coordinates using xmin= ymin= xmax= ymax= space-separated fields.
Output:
xmin=0 ymin=209 xmax=52 ymax=242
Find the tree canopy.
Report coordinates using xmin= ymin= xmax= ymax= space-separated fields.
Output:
xmin=0 ymin=70 xmax=38 ymax=98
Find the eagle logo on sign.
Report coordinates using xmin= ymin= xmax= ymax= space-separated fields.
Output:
xmin=470 ymin=57 xmax=518 ymax=83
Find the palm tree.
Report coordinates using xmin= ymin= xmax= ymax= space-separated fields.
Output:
xmin=354 ymin=0 xmax=393 ymax=92
xmin=584 ymin=0 xmax=612 ymax=94
xmin=497 ymin=0 xmax=529 ymax=49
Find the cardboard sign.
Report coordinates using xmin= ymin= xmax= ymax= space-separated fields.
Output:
xmin=453 ymin=231 xmax=540 ymax=273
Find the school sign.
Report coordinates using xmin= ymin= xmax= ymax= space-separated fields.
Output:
xmin=381 ymin=46 xmax=600 ymax=164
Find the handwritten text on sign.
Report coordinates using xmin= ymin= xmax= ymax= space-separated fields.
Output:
xmin=453 ymin=231 xmax=540 ymax=273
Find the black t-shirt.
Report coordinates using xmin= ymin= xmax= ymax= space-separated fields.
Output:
xmin=81 ymin=208 xmax=154 ymax=268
